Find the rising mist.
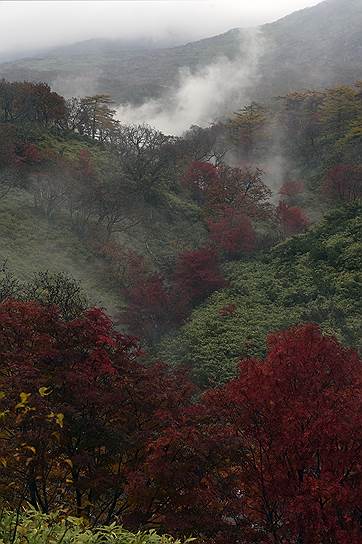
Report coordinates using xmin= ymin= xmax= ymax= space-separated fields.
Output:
xmin=116 ymin=29 xmax=265 ymax=135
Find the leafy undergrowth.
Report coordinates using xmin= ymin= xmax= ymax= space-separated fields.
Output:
xmin=159 ymin=203 xmax=362 ymax=386
xmin=0 ymin=510 xmax=193 ymax=544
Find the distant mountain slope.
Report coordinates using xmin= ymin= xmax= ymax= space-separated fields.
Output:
xmin=0 ymin=30 xmax=242 ymax=104
xmin=0 ymin=0 xmax=361 ymax=104
xmin=259 ymin=0 xmax=362 ymax=98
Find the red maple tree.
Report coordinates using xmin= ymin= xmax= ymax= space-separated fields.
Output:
xmin=276 ymin=200 xmax=309 ymax=236
xmin=120 ymin=271 xmax=178 ymax=343
xmin=208 ymin=209 xmax=256 ymax=257
xmin=0 ymin=300 xmax=194 ymax=523
xmin=173 ymin=247 xmax=226 ymax=307
xmin=204 ymin=324 xmax=362 ymax=543
xmin=144 ymin=324 xmax=362 ymax=543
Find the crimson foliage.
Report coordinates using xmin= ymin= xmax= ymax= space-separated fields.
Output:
xmin=173 ymin=247 xmax=226 ymax=307
xmin=183 ymin=160 xmax=219 ymax=204
xmin=120 ymin=271 xmax=178 ymax=344
xmin=208 ymin=209 xmax=256 ymax=257
xmin=276 ymin=200 xmax=309 ymax=236
xmin=144 ymin=324 xmax=362 ymax=543
xmin=1 ymin=304 xmax=361 ymax=543
xmin=184 ymin=161 xmax=271 ymax=219
xmin=0 ymin=300 xmax=194 ymax=524
xmin=120 ymin=247 xmax=225 ymax=343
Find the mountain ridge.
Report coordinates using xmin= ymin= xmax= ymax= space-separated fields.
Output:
xmin=0 ymin=0 xmax=361 ymax=105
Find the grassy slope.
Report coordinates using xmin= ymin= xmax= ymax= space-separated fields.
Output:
xmin=0 ymin=129 xmax=206 ymax=315
xmin=0 ymin=186 xmax=205 ymax=316
xmin=0 ymin=190 xmax=120 ymax=313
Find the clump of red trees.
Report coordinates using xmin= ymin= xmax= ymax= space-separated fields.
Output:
xmin=0 ymin=299 xmax=195 ymax=524
xmin=1 ymin=302 xmax=361 ymax=543
xmin=183 ymin=161 xmax=269 ymax=256
xmin=120 ymin=162 xmax=313 ymax=342
xmin=276 ymin=200 xmax=309 ymax=236
xmin=120 ymin=246 xmax=225 ymax=343
xmin=207 ymin=210 xmax=256 ymax=257
xmin=120 ymin=160 xmax=269 ymax=343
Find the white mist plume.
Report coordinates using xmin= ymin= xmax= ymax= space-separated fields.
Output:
xmin=116 ymin=29 xmax=264 ymax=135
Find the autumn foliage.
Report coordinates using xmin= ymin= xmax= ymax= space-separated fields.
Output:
xmin=276 ymin=200 xmax=309 ymax=236
xmin=0 ymin=300 xmax=194 ymax=524
xmin=0 ymin=80 xmax=65 ymax=125
xmin=208 ymin=323 xmax=362 ymax=543
xmin=120 ymin=247 xmax=226 ymax=343
xmin=184 ymin=161 xmax=271 ymax=219
xmin=144 ymin=324 xmax=362 ymax=543
xmin=120 ymin=271 xmax=177 ymax=343
xmin=173 ymin=247 xmax=226 ymax=307
xmin=208 ymin=209 xmax=256 ymax=257
xmin=1 ymin=78 xmax=362 ymax=543
xmin=1 ymin=300 xmax=361 ymax=543
xmin=183 ymin=160 xmax=219 ymax=204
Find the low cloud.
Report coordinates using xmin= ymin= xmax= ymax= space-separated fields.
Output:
xmin=116 ymin=29 xmax=264 ymax=135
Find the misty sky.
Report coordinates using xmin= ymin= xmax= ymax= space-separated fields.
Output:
xmin=1 ymin=0 xmax=323 ymax=56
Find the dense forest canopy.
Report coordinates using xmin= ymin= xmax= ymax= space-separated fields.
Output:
xmin=0 ymin=69 xmax=361 ymax=544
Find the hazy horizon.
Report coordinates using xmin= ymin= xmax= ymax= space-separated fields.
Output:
xmin=0 ymin=0 xmax=323 ymax=60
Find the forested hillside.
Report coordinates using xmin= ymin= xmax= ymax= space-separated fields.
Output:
xmin=160 ymin=204 xmax=361 ymax=386
xmin=0 ymin=73 xmax=361 ymax=544
xmin=0 ymin=78 xmax=361 ymax=321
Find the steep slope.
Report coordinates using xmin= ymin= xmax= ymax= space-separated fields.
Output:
xmin=0 ymin=0 xmax=361 ymax=105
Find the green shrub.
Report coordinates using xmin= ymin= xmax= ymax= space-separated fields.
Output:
xmin=159 ymin=203 xmax=362 ymax=387
xmin=0 ymin=510 xmax=194 ymax=544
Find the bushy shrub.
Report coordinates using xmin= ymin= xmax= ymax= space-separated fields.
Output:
xmin=0 ymin=510 xmax=193 ymax=544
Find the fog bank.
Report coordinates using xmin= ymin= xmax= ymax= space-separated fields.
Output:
xmin=116 ymin=30 xmax=264 ymax=135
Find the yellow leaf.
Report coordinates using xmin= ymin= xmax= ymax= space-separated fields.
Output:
xmin=0 ymin=457 xmax=7 ymax=467
xmin=20 ymin=392 xmax=31 ymax=404
xmin=15 ymin=392 xmax=31 ymax=409
xmin=38 ymin=387 xmax=52 ymax=397
xmin=64 ymin=458 xmax=73 ymax=468
xmin=55 ymin=413 xmax=64 ymax=428
xmin=23 ymin=445 xmax=36 ymax=454
xmin=0 ymin=410 xmax=9 ymax=421
xmin=0 ymin=392 xmax=6 ymax=400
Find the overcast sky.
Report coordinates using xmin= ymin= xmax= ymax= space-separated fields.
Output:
xmin=1 ymin=0 xmax=323 ymax=56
